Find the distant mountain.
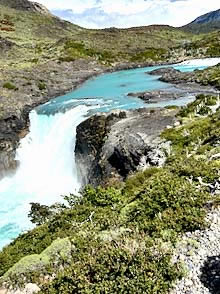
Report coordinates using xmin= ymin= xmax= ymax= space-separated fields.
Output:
xmin=192 ymin=9 xmax=220 ymax=24
xmin=183 ymin=9 xmax=220 ymax=33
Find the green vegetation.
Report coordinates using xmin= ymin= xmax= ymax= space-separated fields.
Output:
xmin=59 ymin=40 xmax=115 ymax=64
xmin=178 ymin=94 xmax=218 ymax=117
xmin=194 ymin=64 xmax=220 ymax=89
xmin=181 ymin=31 xmax=220 ymax=58
xmin=0 ymin=96 xmax=219 ymax=293
xmin=164 ymin=105 xmax=179 ymax=110
xmin=130 ymin=48 xmax=168 ymax=62
xmin=2 ymin=238 xmax=71 ymax=287
xmin=38 ymin=81 xmax=46 ymax=90
xmin=39 ymin=234 xmax=181 ymax=294
xmin=2 ymin=81 xmax=16 ymax=90
xmin=0 ymin=1 xmax=203 ymax=70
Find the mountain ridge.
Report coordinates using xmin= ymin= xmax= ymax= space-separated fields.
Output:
xmin=183 ymin=8 xmax=220 ymax=33
xmin=189 ymin=9 xmax=220 ymax=25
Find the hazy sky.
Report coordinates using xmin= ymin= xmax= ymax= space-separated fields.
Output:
xmin=31 ymin=0 xmax=220 ymax=28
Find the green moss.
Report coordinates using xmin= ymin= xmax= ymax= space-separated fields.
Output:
xmin=1 ymin=238 xmax=72 ymax=285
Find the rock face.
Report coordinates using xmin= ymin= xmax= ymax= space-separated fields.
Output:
xmin=0 ymin=37 xmax=15 ymax=52
xmin=148 ymin=67 xmax=181 ymax=76
xmin=0 ymin=107 xmax=30 ymax=178
xmin=75 ymin=108 xmax=177 ymax=187
xmin=0 ymin=0 xmax=51 ymax=15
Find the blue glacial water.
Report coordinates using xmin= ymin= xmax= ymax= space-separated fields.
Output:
xmin=0 ymin=60 xmax=217 ymax=249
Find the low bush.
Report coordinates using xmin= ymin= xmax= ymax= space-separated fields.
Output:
xmin=38 ymin=82 xmax=46 ymax=90
xmin=2 ymin=82 xmax=16 ymax=90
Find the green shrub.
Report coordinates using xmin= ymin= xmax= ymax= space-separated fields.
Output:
xmin=2 ymin=82 xmax=16 ymax=90
xmin=38 ymin=82 xmax=47 ymax=90
xmin=58 ymin=56 xmax=75 ymax=62
xmin=205 ymin=96 xmax=217 ymax=106
xmin=130 ymin=48 xmax=167 ymax=62
xmin=39 ymin=235 xmax=182 ymax=294
xmin=122 ymin=169 xmax=209 ymax=236
xmin=198 ymin=106 xmax=211 ymax=116
xmin=164 ymin=105 xmax=179 ymax=110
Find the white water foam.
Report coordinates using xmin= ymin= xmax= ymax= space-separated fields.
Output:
xmin=178 ymin=57 xmax=220 ymax=67
xmin=0 ymin=105 xmax=89 ymax=248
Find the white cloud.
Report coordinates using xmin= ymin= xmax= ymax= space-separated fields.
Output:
xmin=31 ymin=0 xmax=220 ymax=28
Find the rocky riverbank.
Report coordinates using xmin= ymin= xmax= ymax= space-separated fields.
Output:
xmin=150 ymin=65 xmax=220 ymax=89
xmin=128 ymin=67 xmax=218 ymax=104
xmin=75 ymin=107 xmax=178 ymax=186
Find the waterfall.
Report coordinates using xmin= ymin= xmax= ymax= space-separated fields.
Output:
xmin=0 ymin=105 xmax=89 ymax=248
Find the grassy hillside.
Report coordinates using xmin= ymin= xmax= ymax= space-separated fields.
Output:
xmin=0 ymin=2 xmax=82 ymax=68
xmin=179 ymin=31 xmax=220 ymax=58
xmin=0 ymin=1 xmax=197 ymax=69
xmin=182 ymin=21 xmax=220 ymax=34
xmin=1 ymin=0 xmax=219 ymax=71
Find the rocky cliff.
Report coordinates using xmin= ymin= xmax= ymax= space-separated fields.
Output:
xmin=75 ymin=108 xmax=178 ymax=186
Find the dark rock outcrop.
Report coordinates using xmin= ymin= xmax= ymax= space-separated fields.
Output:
xmin=148 ymin=67 xmax=181 ymax=76
xmin=75 ymin=108 xmax=178 ymax=187
xmin=0 ymin=106 xmax=30 ymax=178
xmin=149 ymin=67 xmax=193 ymax=84
xmin=149 ymin=66 xmax=220 ymax=90
xmin=0 ymin=37 xmax=15 ymax=52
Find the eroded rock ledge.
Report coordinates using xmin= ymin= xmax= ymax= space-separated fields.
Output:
xmin=75 ymin=107 xmax=178 ymax=187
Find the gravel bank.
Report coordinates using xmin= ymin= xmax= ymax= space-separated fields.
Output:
xmin=171 ymin=206 xmax=220 ymax=294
